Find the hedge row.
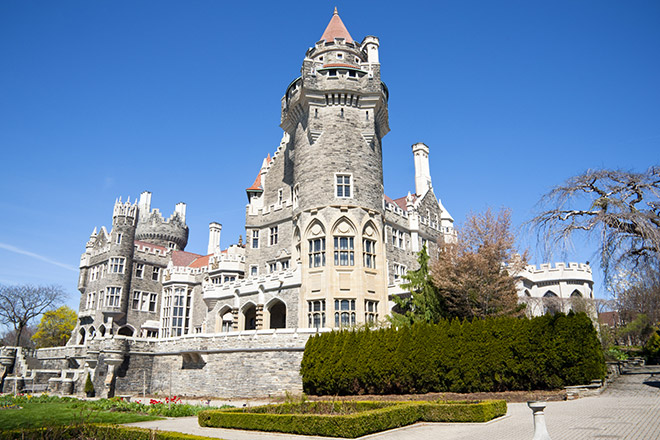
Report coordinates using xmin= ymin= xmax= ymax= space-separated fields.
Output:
xmin=198 ymin=400 xmax=506 ymax=438
xmin=301 ymin=313 xmax=606 ymax=395
xmin=0 ymin=425 xmax=217 ymax=440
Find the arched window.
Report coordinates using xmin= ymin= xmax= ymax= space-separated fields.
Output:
xmin=306 ymin=221 xmax=326 ymax=268
xmin=334 ymin=299 xmax=356 ymax=327
xmin=78 ymin=328 xmax=86 ymax=345
xmin=362 ymin=222 xmax=378 ymax=269
xmin=217 ymin=306 xmax=233 ymax=333
xmin=571 ymin=290 xmax=583 ymax=298
xmin=333 ymin=218 xmax=356 ymax=266
xmin=117 ymin=326 xmax=134 ymax=337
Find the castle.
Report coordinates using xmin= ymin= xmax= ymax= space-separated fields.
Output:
xmin=0 ymin=9 xmax=594 ymax=399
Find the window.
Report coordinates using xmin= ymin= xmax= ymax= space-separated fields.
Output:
xmin=365 ymin=300 xmax=378 ymax=323
xmin=391 ymin=229 xmax=405 ymax=249
xmin=334 ymin=299 xmax=356 ymax=327
xmin=278 ymin=188 xmax=283 ymax=205
xmin=85 ymin=291 xmax=96 ymax=310
xmin=135 ymin=263 xmax=144 ymax=279
xmin=149 ymin=293 xmax=157 ymax=312
xmin=161 ymin=287 xmax=191 ymax=337
xmin=132 ymin=291 xmax=141 ymax=310
xmin=281 ymin=259 xmax=290 ymax=270
xmin=270 ymin=226 xmax=278 ymax=245
xmin=309 ymin=238 xmax=326 ymax=268
xmin=392 ymin=263 xmax=407 ymax=280
xmin=336 ymin=174 xmax=352 ymax=198
xmin=269 ymin=262 xmax=277 ymax=273
xmin=293 ymin=185 xmax=299 ymax=209
xmin=334 ymin=236 xmax=354 ymax=266
xmin=116 ymin=233 xmax=122 ymax=244
xmin=97 ymin=289 xmax=104 ymax=309
xmin=224 ymin=275 xmax=236 ymax=283
xmin=328 ymin=69 xmax=337 ymax=77
xmin=337 ymin=53 xmax=343 ymax=59
xmin=168 ymin=242 xmax=176 ymax=249
xmin=250 ymin=265 xmax=258 ymax=276
xmin=106 ymin=287 xmax=121 ymax=308
xmin=308 ymin=300 xmax=326 ymax=329
xmin=252 ymin=230 xmax=259 ymax=249
xmin=109 ymin=257 xmax=125 ymax=274
xmin=152 ymin=267 xmax=160 ymax=281
xmin=146 ymin=330 xmax=158 ymax=338
xmin=363 ymin=239 xmax=376 ymax=269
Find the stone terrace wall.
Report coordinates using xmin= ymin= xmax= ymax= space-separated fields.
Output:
xmin=113 ymin=329 xmax=318 ymax=398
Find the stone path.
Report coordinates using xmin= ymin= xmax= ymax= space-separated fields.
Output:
xmin=125 ymin=369 xmax=660 ymax=439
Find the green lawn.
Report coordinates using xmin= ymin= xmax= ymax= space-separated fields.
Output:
xmin=0 ymin=400 xmax=160 ymax=431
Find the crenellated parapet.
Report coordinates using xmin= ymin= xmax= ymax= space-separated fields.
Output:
xmin=135 ymin=191 xmax=189 ymax=251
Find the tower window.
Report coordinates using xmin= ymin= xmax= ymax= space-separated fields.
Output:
xmin=109 ymin=257 xmax=125 ymax=274
xmin=168 ymin=242 xmax=176 ymax=249
xmin=116 ymin=233 xmax=122 ymax=244
xmin=135 ymin=263 xmax=144 ymax=279
xmin=328 ymin=69 xmax=337 ymax=77
xmin=334 ymin=299 xmax=356 ymax=327
xmin=252 ymin=230 xmax=259 ymax=249
xmin=308 ymin=238 xmax=326 ymax=268
xmin=363 ymin=239 xmax=376 ymax=269
xmin=337 ymin=53 xmax=343 ymax=59
xmin=308 ymin=300 xmax=326 ymax=329
xmin=365 ymin=300 xmax=378 ymax=323
xmin=250 ymin=265 xmax=258 ymax=276
xmin=270 ymin=226 xmax=278 ymax=245
xmin=106 ymin=286 xmax=121 ymax=308
xmin=278 ymin=188 xmax=283 ymax=205
xmin=336 ymin=174 xmax=352 ymax=198
xmin=334 ymin=237 xmax=354 ymax=266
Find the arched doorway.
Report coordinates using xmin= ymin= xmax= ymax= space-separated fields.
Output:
xmin=243 ymin=303 xmax=257 ymax=330
xmin=268 ymin=300 xmax=286 ymax=329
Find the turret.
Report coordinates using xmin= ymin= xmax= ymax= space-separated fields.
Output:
xmin=135 ymin=191 xmax=189 ymax=251
xmin=412 ymin=142 xmax=432 ymax=196
xmin=208 ymin=222 xmax=222 ymax=255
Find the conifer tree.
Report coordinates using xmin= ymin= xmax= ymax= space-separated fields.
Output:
xmin=390 ymin=244 xmax=447 ymax=326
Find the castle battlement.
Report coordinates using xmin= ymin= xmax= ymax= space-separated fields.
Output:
xmin=202 ymin=266 xmax=301 ymax=298
xmin=134 ymin=241 xmax=169 ymax=257
xmin=113 ymin=198 xmax=137 ymax=219
xmin=525 ymin=262 xmax=592 ymax=274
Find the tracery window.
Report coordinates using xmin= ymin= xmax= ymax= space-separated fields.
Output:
xmin=363 ymin=239 xmax=376 ymax=268
xmin=309 ymin=238 xmax=326 ymax=268
xmin=308 ymin=300 xmax=326 ymax=329
xmin=334 ymin=299 xmax=356 ymax=327
xmin=365 ymin=300 xmax=378 ymax=323
xmin=334 ymin=237 xmax=354 ymax=266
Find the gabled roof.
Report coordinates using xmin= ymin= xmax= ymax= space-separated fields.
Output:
xmin=320 ymin=7 xmax=353 ymax=43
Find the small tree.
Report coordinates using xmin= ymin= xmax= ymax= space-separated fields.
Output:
xmin=390 ymin=245 xmax=447 ymax=326
xmin=431 ymin=208 xmax=526 ymax=320
xmin=32 ymin=306 xmax=77 ymax=348
xmin=0 ymin=284 xmax=66 ymax=347
xmin=84 ymin=372 xmax=95 ymax=396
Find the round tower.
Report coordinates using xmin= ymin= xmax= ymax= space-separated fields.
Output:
xmin=281 ymin=9 xmax=390 ymax=329
xmin=135 ymin=191 xmax=189 ymax=251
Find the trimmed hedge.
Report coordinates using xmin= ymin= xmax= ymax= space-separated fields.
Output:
xmin=198 ymin=400 xmax=506 ymax=438
xmin=301 ymin=313 xmax=606 ymax=395
xmin=0 ymin=425 xmax=217 ymax=440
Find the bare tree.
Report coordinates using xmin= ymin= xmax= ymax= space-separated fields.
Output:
xmin=0 ymin=285 xmax=67 ymax=347
xmin=431 ymin=208 xmax=527 ymax=320
xmin=530 ymin=167 xmax=660 ymax=281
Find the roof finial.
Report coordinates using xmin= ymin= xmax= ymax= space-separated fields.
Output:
xmin=334 ymin=7 xmax=338 ymax=15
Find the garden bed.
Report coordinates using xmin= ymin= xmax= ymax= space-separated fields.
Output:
xmin=198 ymin=399 xmax=507 ymax=438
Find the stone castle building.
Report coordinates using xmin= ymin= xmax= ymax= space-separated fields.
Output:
xmin=0 ymin=9 xmax=593 ymax=399
xmin=72 ymin=8 xmax=455 ymax=345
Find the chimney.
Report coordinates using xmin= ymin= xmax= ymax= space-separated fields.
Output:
xmin=208 ymin=222 xmax=222 ymax=255
xmin=412 ymin=142 xmax=432 ymax=196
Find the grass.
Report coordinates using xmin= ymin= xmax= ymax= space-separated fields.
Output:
xmin=0 ymin=400 xmax=159 ymax=430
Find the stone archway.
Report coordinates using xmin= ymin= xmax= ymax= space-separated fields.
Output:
xmin=243 ymin=303 xmax=257 ymax=330
xmin=267 ymin=300 xmax=287 ymax=329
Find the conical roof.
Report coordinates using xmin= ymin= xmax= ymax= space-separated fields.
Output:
xmin=320 ymin=7 xmax=353 ymax=43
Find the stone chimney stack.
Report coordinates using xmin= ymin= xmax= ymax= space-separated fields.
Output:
xmin=412 ymin=142 xmax=432 ymax=196
xmin=208 ymin=222 xmax=222 ymax=255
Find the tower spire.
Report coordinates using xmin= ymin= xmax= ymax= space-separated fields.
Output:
xmin=320 ymin=7 xmax=353 ymax=43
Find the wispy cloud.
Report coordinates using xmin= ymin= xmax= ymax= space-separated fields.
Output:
xmin=0 ymin=243 xmax=78 ymax=272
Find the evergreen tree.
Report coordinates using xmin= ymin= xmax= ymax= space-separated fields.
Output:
xmin=390 ymin=244 xmax=447 ymax=326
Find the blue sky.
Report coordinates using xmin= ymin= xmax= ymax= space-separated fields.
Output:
xmin=1 ymin=1 xmax=658 ymax=312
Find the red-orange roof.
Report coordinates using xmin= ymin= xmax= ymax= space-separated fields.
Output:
xmin=246 ymin=153 xmax=271 ymax=192
xmin=188 ymin=254 xmax=211 ymax=268
xmin=320 ymin=7 xmax=353 ymax=43
xmin=172 ymin=250 xmax=202 ymax=267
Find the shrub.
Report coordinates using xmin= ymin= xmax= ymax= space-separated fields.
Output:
xmin=84 ymin=373 xmax=95 ymax=395
xmin=302 ymin=313 xmax=605 ymax=395
xmin=198 ymin=400 xmax=505 ymax=438
xmin=0 ymin=425 xmax=217 ymax=440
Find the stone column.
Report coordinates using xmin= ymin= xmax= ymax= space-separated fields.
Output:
xmin=256 ymin=304 xmax=264 ymax=329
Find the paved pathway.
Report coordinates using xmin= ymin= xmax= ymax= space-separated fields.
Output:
xmin=125 ymin=369 xmax=660 ymax=439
